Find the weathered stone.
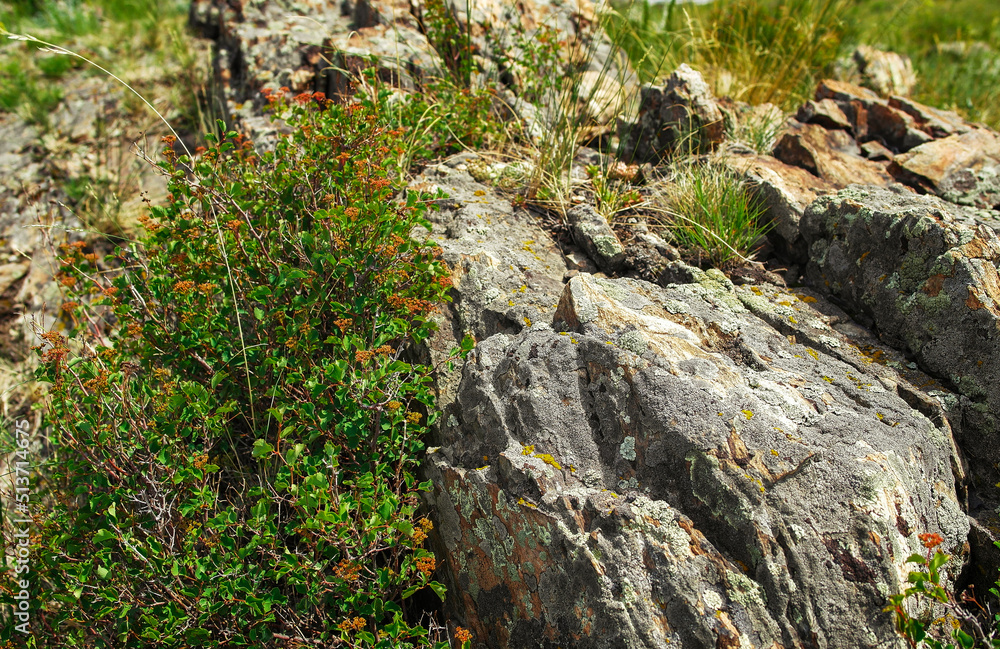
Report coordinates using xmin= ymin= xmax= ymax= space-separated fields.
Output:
xmin=801 ymin=185 xmax=1000 ymax=491
xmin=795 ymin=98 xmax=852 ymax=131
xmin=861 ymin=140 xmax=894 ymax=161
xmin=410 ymin=158 xmax=569 ymax=405
xmin=567 ymin=203 xmax=626 ymax=272
xmin=721 ymin=152 xmax=837 ymax=263
xmin=853 ymin=46 xmax=917 ymax=97
xmin=619 ymin=64 xmax=725 ymax=163
xmin=889 ymin=95 xmax=972 ymax=139
xmin=773 ymin=120 xmax=893 ymax=187
xmin=427 ymin=271 xmax=969 ymax=649
xmin=889 ymin=130 xmax=1000 ymax=208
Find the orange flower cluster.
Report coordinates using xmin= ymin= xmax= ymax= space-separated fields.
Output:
xmin=174 ymin=280 xmax=196 ymax=295
xmin=57 ymin=273 xmax=77 ymax=288
xmin=136 ymin=212 xmax=162 ymax=232
xmin=355 ymin=350 xmax=374 ymax=363
xmin=919 ymin=532 xmax=944 ymax=549
xmin=61 ymin=301 xmax=79 ymax=313
xmin=227 ymin=219 xmax=242 ymax=232
xmin=412 ymin=518 xmax=433 ymax=545
xmin=405 ymin=411 xmax=422 ymax=424
xmin=374 ymin=345 xmax=395 ymax=355
xmin=415 ymin=556 xmax=436 ymax=577
xmin=455 ymin=627 xmax=472 ymax=643
xmin=344 ymin=207 xmax=360 ymax=219
xmin=386 ymin=401 xmax=402 ymax=411
xmin=337 ymin=617 xmax=366 ymax=633
xmin=333 ymin=318 xmax=353 ymax=331
xmin=334 ymin=559 xmax=362 ymax=582
xmin=38 ymin=331 xmax=68 ymax=365
xmin=82 ymin=370 xmax=109 ymax=393
xmin=386 ymin=294 xmax=432 ymax=314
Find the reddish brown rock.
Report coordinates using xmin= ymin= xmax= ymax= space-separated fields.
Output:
xmin=889 ymin=95 xmax=972 ymax=138
xmin=889 ymin=129 xmax=1000 ymax=207
xmin=795 ymin=98 xmax=852 ymax=131
xmin=722 ymin=152 xmax=837 ymax=262
xmin=774 ymin=120 xmax=893 ymax=188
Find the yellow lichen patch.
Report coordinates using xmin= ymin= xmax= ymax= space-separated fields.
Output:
xmin=524 ymin=316 xmax=532 ymax=327
xmin=742 ymin=410 xmax=754 ymax=419
xmin=806 ymin=349 xmax=819 ymax=361
xmin=778 ymin=300 xmax=793 ymax=307
xmin=822 ymin=376 xmax=833 ymax=383
xmin=517 ymin=498 xmax=537 ymax=508
xmin=535 ymin=453 xmax=562 ymax=470
xmin=474 ymin=189 xmax=486 ymax=196
xmin=770 ymin=449 xmax=779 ymax=456
xmin=797 ymin=294 xmax=817 ymax=303
xmin=789 ymin=316 xmax=797 ymax=323
xmin=751 ymin=286 xmax=763 ymax=295
xmin=875 ymin=412 xmax=884 ymax=420
xmin=522 ymin=445 xmax=536 ymax=455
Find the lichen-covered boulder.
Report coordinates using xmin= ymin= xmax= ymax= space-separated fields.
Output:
xmin=800 ymin=185 xmax=1000 ymax=491
xmin=425 ymin=271 xmax=969 ymax=648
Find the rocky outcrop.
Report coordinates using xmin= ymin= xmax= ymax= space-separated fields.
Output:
xmin=424 ymin=264 xmax=969 ymax=648
xmin=189 ymin=0 xmax=636 ymax=142
xmin=618 ymin=64 xmax=726 ymax=163
xmin=852 ymin=46 xmax=917 ymax=98
xmin=801 ymin=186 xmax=1000 ymax=478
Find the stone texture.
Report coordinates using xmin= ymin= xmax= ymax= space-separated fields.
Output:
xmin=426 ymin=271 xmax=969 ymax=649
xmin=567 ymin=203 xmax=626 ymax=273
xmin=853 ymin=46 xmax=917 ymax=98
xmin=773 ymin=120 xmax=894 ymax=188
xmin=619 ymin=64 xmax=726 ymax=163
xmin=722 ymin=151 xmax=838 ymax=264
xmin=795 ymin=98 xmax=852 ymax=131
xmin=801 ymin=185 xmax=1000 ymax=491
xmin=889 ymin=130 xmax=1000 ymax=209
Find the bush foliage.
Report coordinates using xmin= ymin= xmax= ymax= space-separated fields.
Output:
xmin=16 ymin=87 xmax=474 ymax=647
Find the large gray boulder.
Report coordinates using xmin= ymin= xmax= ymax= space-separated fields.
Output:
xmin=801 ymin=185 xmax=1000 ymax=493
xmin=425 ymin=270 xmax=969 ymax=648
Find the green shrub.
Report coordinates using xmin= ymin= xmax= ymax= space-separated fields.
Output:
xmin=887 ymin=533 xmax=1000 ymax=648
xmin=10 ymin=87 xmax=472 ymax=647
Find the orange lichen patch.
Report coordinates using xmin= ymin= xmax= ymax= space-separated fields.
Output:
xmin=643 ymin=515 xmax=661 ymax=528
xmin=859 ymin=251 xmax=870 ymax=263
xmin=922 ymin=274 xmax=945 ymax=297
xmin=967 ymin=288 xmax=985 ymax=310
xmin=958 ymin=234 xmax=1000 ymax=259
xmin=726 ymin=430 xmax=750 ymax=464
xmin=677 ymin=518 xmax=709 ymax=556
xmin=715 ymin=611 xmax=742 ymax=649
xmin=869 ymin=530 xmax=881 ymax=546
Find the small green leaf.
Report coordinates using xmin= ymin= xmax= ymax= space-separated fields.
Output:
xmin=252 ymin=439 xmax=274 ymax=459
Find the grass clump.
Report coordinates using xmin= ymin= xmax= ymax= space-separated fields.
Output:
xmin=649 ymin=160 xmax=769 ymax=268
xmin=608 ymin=0 xmax=850 ymax=110
xmin=7 ymin=86 xmax=474 ymax=647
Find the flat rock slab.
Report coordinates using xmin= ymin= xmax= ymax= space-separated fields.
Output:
xmin=426 ymin=269 xmax=969 ymax=648
xmin=801 ymin=185 xmax=1000 ymax=487
xmin=889 ymin=129 xmax=1000 ymax=209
